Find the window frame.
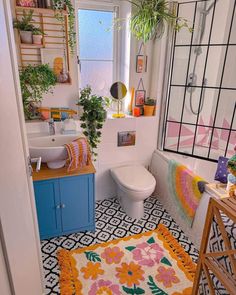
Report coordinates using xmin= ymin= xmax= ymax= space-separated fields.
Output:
xmin=76 ymin=0 xmax=120 ymax=93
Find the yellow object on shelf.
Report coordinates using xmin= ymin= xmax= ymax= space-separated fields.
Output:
xmin=112 ymin=113 xmax=125 ymax=118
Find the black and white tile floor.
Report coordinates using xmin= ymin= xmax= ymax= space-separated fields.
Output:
xmin=41 ymin=196 xmax=199 ymax=295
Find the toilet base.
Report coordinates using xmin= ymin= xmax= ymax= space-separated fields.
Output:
xmin=120 ymin=196 xmax=144 ymax=219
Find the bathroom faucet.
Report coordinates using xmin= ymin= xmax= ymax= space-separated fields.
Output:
xmin=48 ymin=118 xmax=55 ymax=135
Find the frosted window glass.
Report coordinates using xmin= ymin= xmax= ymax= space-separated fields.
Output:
xmin=80 ymin=61 xmax=113 ymax=97
xmin=78 ymin=9 xmax=113 ymax=60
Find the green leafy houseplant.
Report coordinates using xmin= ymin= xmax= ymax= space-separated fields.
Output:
xmin=77 ymin=86 xmax=107 ymax=159
xmin=19 ymin=64 xmax=57 ymax=119
xmin=13 ymin=9 xmax=36 ymax=43
xmin=145 ymin=98 xmax=156 ymax=106
xmin=13 ymin=9 xmax=35 ymax=32
xmin=52 ymin=0 xmax=76 ymax=53
xmin=32 ymin=28 xmax=45 ymax=35
xmin=126 ymin=0 xmax=192 ymax=42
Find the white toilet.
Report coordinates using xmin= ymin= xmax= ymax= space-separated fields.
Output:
xmin=110 ymin=165 xmax=156 ymax=219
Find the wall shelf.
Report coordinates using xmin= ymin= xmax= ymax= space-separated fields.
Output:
xmin=14 ymin=4 xmax=71 ymax=84
xmin=20 ymin=43 xmax=44 ymax=49
xmin=15 ymin=6 xmax=67 ymax=16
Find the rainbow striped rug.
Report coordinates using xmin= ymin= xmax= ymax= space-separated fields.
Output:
xmin=168 ymin=159 xmax=206 ymax=225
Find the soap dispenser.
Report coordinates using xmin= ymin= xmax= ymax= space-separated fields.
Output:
xmin=61 ymin=116 xmax=77 ymax=134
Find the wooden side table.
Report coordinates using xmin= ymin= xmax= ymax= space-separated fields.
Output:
xmin=192 ymin=196 xmax=236 ymax=294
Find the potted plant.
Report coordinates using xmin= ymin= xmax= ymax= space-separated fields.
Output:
xmin=144 ymin=98 xmax=156 ymax=116
xmin=32 ymin=28 xmax=45 ymax=45
xmin=19 ymin=64 xmax=57 ymax=119
xmin=13 ymin=10 xmax=35 ymax=44
xmin=77 ymin=86 xmax=107 ymax=159
xmin=127 ymin=0 xmax=192 ymax=42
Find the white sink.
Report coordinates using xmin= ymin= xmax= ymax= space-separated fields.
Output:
xmin=28 ymin=133 xmax=83 ymax=169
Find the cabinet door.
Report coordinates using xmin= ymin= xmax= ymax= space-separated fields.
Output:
xmin=33 ymin=179 xmax=61 ymax=239
xmin=59 ymin=174 xmax=94 ymax=232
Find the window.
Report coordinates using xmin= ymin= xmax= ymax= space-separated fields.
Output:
xmin=78 ymin=4 xmax=118 ymax=96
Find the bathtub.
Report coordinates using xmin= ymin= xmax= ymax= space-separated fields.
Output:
xmin=150 ymin=149 xmax=218 ymax=249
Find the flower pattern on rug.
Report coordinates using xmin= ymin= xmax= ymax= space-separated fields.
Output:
xmin=58 ymin=224 xmax=196 ymax=295
xmin=81 ymin=261 xmax=104 ymax=280
xmin=132 ymin=241 xmax=164 ymax=266
xmin=101 ymin=246 xmax=124 ymax=264
xmin=172 ymin=287 xmax=192 ymax=295
xmin=155 ymin=266 xmax=180 ymax=288
xmin=115 ymin=262 xmax=145 ymax=287
xmin=88 ymin=279 xmax=122 ymax=295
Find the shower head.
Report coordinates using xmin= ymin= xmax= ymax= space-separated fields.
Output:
xmin=201 ymin=0 xmax=219 ymax=15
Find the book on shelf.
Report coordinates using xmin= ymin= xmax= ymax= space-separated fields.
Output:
xmin=37 ymin=0 xmax=52 ymax=8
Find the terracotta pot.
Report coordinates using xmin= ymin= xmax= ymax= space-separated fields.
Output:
xmin=33 ymin=34 xmax=42 ymax=45
xmin=20 ymin=31 xmax=33 ymax=44
xmin=143 ymin=105 xmax=155 ymax=116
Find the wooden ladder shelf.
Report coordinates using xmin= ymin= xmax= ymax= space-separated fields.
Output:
xmin=192 ymin=196 xmax=236 ymax=294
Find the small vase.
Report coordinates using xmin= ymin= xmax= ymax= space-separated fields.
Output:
xmin=143 ymin=105 xmax=155 ymax=116
xmin=33 ymin=34 xmax=42 ymax=45
xmin=57 ymin=70 xmax=69 ymax=83
xmin=20 ymin=31 xmax=33 ymax=44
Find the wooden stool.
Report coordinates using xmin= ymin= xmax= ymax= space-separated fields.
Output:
xmin=192 ymin=196 xmax=236 ymax=294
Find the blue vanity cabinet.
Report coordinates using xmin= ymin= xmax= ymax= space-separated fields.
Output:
xmin=33 ymin=179 xmax=62 ymax=238
xmin=33 ymin=173 xmax=95 ymax=240
xmin=59 ymin=174 xmax=95 ymax=233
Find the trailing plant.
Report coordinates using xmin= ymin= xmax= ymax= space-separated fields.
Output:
xmin=145 ymin=98 xmax=156 ymax=106
xmin=124 ymin=0 xmax=192 ymax=42
xmin=19 ymin=64 xmax=57 ymax=119
xmin=52 ymin=0 xmax=76 ymax=53
xmin=77 ymin=86 xmax=107 ymax=159
xmin=13 ymin=9 xmax=35 ymax=31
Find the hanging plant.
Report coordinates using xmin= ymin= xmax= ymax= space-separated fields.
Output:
xmin=125 ymin=0 xmax=192 ymax=43
xmin=52 ymin=0 xmax=76 ymax=53
xmin=77 ymin=86 xmax=107 ymax=159
xmin=19 ymin=64 xmax=57 ymax=119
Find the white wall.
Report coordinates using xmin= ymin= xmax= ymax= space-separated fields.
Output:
xmin=23 ymin=0 xmax=162 ymax=200
xmin=0 ymin=0 xmax=43 ymax=293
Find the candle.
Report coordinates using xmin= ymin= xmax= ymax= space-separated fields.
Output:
xmin=133 ymin=107 xmax=140 ymax=117
xmin=129 ymin=87 xmax=135 ymax=115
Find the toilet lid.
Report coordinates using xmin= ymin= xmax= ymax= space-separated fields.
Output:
xmin=111 ymin=165 xmax=156 ymax=192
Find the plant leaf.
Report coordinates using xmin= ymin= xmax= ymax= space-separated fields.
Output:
xmin=147 ymin=237 xmax=155 ymax=244
xmin=160 ymin=257 xmax=172 ymax=266
xmin=84 ymin=251 xmax=101 ymax=262
xmin=122 ymin=286 xmax=135 ymax=294
xmin=125 ymin=246 xmax=136 ymax=252
xmin=147 ymin=276 xmax=168 ymax=295
xmin=134 ymin=286 xmax=145 ymax=294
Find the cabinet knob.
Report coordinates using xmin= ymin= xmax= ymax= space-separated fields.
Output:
xmin=56 ymin=205 xmax=60 ymax=209
xmin=61 ymin=204 xmax=66 ymax=209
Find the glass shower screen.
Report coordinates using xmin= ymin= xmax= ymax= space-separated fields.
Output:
xmin=163 ymin=0 xmax=236 ymax=161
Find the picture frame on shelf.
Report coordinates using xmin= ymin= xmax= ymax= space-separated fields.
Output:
xmin=41 ymin=48 xmax=69 ymax=83
xmin=135 ymin=90 xmax=146 ymax=106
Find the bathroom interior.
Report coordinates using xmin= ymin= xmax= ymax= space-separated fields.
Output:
xmin=1 ymin=0 xmax=236 ymax=294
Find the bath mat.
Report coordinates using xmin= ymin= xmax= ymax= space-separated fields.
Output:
xmin=168 ymin=159 xmax=207 ymax=226
xmin=58 ymin=224 xmax=196 ymax=295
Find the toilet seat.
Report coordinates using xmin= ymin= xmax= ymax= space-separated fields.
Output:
xmin=110 ymin=165 xmax=156 ymax=193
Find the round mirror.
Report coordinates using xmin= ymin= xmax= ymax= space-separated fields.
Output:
xmin=110 ymin=82 xmax=127 ymax=100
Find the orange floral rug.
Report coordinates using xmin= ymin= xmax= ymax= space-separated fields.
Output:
xmin=58 ymin=224 xmax=196 ymax=295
